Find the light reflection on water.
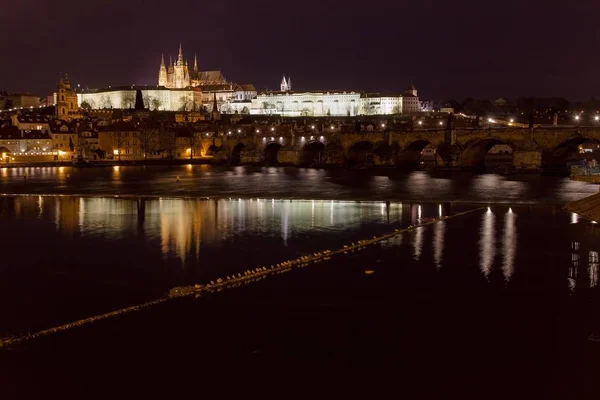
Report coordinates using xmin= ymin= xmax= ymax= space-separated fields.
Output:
xmin=480 ymin=208 xmax=496 ymax=278
xmin=502 ymin=208 xmax=517 ymax=280
xmin=39 ymin=197 xmax=410 ymax=262
xmin=3 ymin=196 xmax=600 ymax=289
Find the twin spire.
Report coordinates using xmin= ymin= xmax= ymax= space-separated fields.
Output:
xmin=281 ymin=75 xmax=292 ymax=91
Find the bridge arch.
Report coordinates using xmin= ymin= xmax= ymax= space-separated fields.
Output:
xmin=301 ymin=141 xmax=325 ymax=166
xmin=230 ymin=142 xmax=245 ymax=165
xmin=346 ymin=140 xmax=374 ymax=167
xmin=396 ymin=139 xmax=437 ymax=168
xmin=460 ymin=138 xmax=515 ymax=169
xmin=205 ymin=144 xmax=219 ymax=156
xmin=544 ymin=136 xmax=600 ymax=170
xmin=264 ymin=142 xmax=283 ymax=165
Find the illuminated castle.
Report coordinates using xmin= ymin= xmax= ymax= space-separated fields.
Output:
xmin=158 ymin=44 xmax=226 ymax=89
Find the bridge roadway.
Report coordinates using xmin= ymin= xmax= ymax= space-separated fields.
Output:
xmin=195 ymin=126 xmax=600 ymax=170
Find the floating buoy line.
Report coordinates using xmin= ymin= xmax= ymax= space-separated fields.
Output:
xmin=0 ymin=208 xmax=483 ymax=350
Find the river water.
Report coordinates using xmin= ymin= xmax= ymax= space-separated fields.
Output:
xmin=1 ymin=166 xmax=600 ymax=397
xmin=0 ymin=165 xmax=596 ymax=203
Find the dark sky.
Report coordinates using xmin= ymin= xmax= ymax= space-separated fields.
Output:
xmin=1 ymin=0 xmax=598 ymax=100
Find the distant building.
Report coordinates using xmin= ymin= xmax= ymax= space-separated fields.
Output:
xmin=56 ymin=75 xmax=82 ymax=120
xmin=250 ymin=83 xmax=419 ymax=117
xmin=7 ymin=94 xmax=41 ymax=109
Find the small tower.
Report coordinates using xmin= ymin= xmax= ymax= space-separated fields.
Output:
xmin=405 ymin=83 xmax=418 ymax=97
xmin=158 ymin=54 xmax=168 ymax=87
xmin=211 ymin=93 xmax=221 ymax=121
xmin=134 ymin=89 xmax=145 ymax=111
xmin=287 ymin=76 xmax=292 ymax=91
xmin=280 ymin=76 xmax=289 ymax=91
xmin=193 ymin=55 xmax=198 ymax=73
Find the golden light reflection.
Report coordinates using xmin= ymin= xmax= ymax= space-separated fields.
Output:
xmin=502 ymin=208 xmax=517 ymax=281
xmin=413 ymin=226 xmax=423 ymax=261
xmin=589 ymin=251 xmax=598 ymax=288
xmin=433 ymin=220 xmax=445 ymax=268
xmin=480 ymin=208 xmax=496 ymax=277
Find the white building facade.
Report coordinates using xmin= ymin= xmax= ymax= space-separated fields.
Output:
xmin=250 ymin=91 xmax=419 ymax=117
xmin=77 ymin=87 xmax=203 ymax=111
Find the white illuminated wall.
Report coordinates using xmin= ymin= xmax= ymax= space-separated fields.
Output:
xmin=77 ymin=88 xmax=201 ymax=111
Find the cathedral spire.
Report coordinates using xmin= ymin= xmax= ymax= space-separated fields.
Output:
xmin=160 ymin=54 xmax=165 ymax=68
xmin=178 ymin=43 xmax=184 ymax=64
xmin=194 ymin=55 xmax=198 ymax=72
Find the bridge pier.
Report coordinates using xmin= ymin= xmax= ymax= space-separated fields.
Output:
xmin=513 ymin=150 xmax=542 ymax=172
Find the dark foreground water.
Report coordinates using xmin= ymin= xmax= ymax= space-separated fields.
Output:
xmin=0 ymin=169 xmax=599 ymax=397
xmin=0 ymin=165 xmax=596 ymax=203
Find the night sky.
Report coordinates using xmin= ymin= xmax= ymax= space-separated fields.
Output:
xmin=1 ymin=0 xmax=598 ymax=100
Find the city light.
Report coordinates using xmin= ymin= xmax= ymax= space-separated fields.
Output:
xmin=595 ymin=116 xmax=599 ymax=121
xmin=113 ymin=149 xmax=119 ymax=155
xmin=256 ymin=129 xmax=260 ymax=133
xmin=237 ymin=129 xmax=241 ymax=133
xmin=510 ymin=118 xmax=514 ymax=123
xmin=330 ymin=125 xmax=335 ymax=129
xmin=439 ymin=121 xmax=443 ymax=126
xmin=271 ymin=127 xmax=275 ymax=131
xmin=381 ymin=124 xmax=385 ymax=128
xmin=418 ymin=121 xmax=422 ymax=125
xmin=575 ymin=116 xmax=580 ymax=121
xmin=311 ymin=125 xmax=315 ymax=129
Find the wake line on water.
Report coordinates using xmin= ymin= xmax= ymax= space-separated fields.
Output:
xmin=0 ymin=208 xmax=484 ymax=350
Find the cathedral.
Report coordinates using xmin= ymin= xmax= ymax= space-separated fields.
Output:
xmin=158 ymin=44 xmax=226 ymax=89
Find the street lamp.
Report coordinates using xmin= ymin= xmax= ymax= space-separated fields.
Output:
xmin=418 ymin=121 xmax=423 ymax=126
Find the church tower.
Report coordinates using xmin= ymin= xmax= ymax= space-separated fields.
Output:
xmin=280 ymin=76 xmax=289 ymax=91
xmin=173 ymin=44 xmax=190 ymax=88
xmin=158 ymin=54 xmax=168 ymax=87
xmin=56 ymin=74 xmax=80 ymax=121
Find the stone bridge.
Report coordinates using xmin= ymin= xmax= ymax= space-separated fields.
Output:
xmin=197 ymin=127 xmax=600 ymax=171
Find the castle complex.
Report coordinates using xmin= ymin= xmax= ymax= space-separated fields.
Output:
xmin=57 ymin=43 xmax=420 ymax=118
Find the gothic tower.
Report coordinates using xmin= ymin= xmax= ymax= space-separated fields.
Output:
xmin=158 ymin=54 xmax=168 ymax=87
xmin=173 ymin=44 xmax=190 ymax=88
xmin=280 ymin=76 xmax=288 ymax=91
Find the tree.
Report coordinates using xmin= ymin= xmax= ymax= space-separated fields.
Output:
xmin=362 ymin=102 xmax=375 ymax=115
xmin=68 ymin=137 xmax=75 ymax=152
xmin=136 ymin=124 xmax=158 ymax=159
xmin=113 ymin=130 xmax=127 ymax=161
xmin=151 ymin=98 xmax=162 ymax=111
xmin=182 ymin=128 xmax=202 ymax=160
xmin=158 ymin=125 xmax=176 ymax=159
xmin=179 ymin=97 xmax=193 ymax=111
xmin=3 ymin=99 xmax=13 ymax=110
xmin=80 ymin=101 xmax=92 ymax=112
xmin=122 ymin=92 xmax=135 ymax=109
xmin=100 ymin=95 xmax=113 ymax=109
